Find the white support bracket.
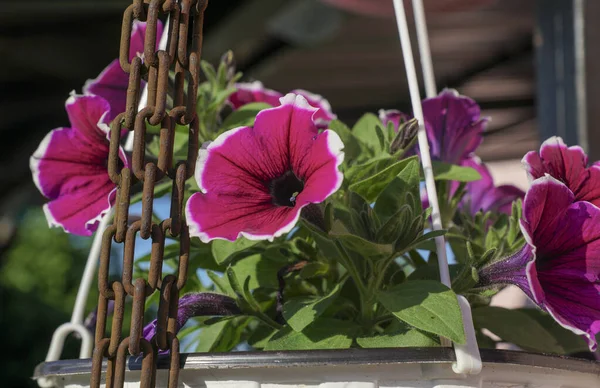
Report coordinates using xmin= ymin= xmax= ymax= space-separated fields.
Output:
xmin=391 ymin=0 xmax=482 ymax=375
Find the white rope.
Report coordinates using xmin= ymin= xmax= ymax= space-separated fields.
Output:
xmin=411 ymin=0 xmax=437 ymax=98
xmin=391 ymin=0 xmax=482 ymax=375
xmin=40 ymin=17 xmax=171 ymax=371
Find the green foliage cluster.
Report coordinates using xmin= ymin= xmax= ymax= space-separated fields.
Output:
xmin=129 ymin=53 xmax=593 ymax=355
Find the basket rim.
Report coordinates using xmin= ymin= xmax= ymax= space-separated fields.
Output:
xmin=33 ymin=347 xmax=600 ymax=379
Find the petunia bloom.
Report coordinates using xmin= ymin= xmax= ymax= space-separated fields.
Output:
xmin=379 ymin=89 xmax=488 ymax=165
xmin=378 ymin=109 xmax=409 ymax=132
xmin=459 ymin=157 xmax=524 ymax=215
xmin=477 ymin=175 xmax=600 ymax=350
xmin=523 ymin=136 xmax=600 ymax=207
xmin=186 ymin=93 xmax=344 ymax=242
xmin=83 ymin=20 xmax=163 ymax=121
xmin=227 ymin=81 xmax=337 ymax=128
xmin=143 ymin=293 xmax=241 ymax=344
xmin=30 ymin=94 xmax=128 ymax=236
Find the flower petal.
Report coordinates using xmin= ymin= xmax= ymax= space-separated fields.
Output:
xmin=83 ymin=60 xmax=129 ymax=122
xmin=462 ymin=157 xmax=523 ymax=215
xmin=129 ymin=20 xmax=164 ymax=61
xmin=186 ymin=191 xmax=299 ymax=242
xmin=422 ymin=89 xmax=487 ymax=164
xmin=378 ymin=109 xmax=409 ymax=132
xmin=30 ymin=94 xmax=125 ymax=236
xmin=83 ymin=20 xmax=163 ymax=120
xmin=292 ymin=89 xmax=337 ymax=127
xmin=44 ymin=180 xmax=116 ymax=236
xmin=520 ymin=176 xmax=600 ymax=349
xmin=228 ymin=81 xmax=283 ymax=109
xmin=522 ymin=136 xmax=600 ymax=206
xmin=294 ymin=130 xmax=344 ymax=204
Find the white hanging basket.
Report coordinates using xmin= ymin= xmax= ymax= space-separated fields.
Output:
xmin=34 ymin=348 xmax=600 ymax=388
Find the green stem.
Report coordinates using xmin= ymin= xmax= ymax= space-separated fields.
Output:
xmin=251 ymin=310 xmax=283 ymax=331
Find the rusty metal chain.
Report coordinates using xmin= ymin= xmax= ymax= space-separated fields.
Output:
xmin=93 ymin=1 xmax=207 ymax=387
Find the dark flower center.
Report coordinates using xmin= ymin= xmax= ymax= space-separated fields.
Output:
xmin=269 ymin=170 xmax=304 ymax=207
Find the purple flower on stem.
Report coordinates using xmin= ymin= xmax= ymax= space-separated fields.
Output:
xmin=523 ymin=136 xmax=600 ymax=207
xmin=378 ymin=109 xmax=409 ymax=131
xmin=227 ymin=81 xmax=337 ymax=128
xmin=30 ymin=94 xmax=129 ymax=236
xmin=379 ymin=89 xmax=487 ymax=165
xmin=186 ymin=93 xmax=344 ymax=242
xmin=458 ymin=157 xmax=524 ymax=215
xmin=478 ymin=175 xmax=600 ymax=350
xmin=143 ymin=293 xmax=241 ymax=344
xmin=83 ymin=20 xmax=164 ymax=121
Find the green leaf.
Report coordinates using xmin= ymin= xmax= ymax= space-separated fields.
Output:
xmin=206 ymin=270 xmax=235 ymax=297
xmin=283 ymin=282 xmax=343 ymax=332
xmin=211 ymin=237 xmax=260 ymax=265
xmin=192 ymin=320 xmax=229 ymax=352
xmin=518 ymin=308 xmax=590 ymax=354
xmin=299 ymin=262 xmax=330 ymax=279
xmin=431 ymin=161 xmax=482 ymax=182
xmin=377 ymin=280 xmax=465 ymax=343
xmin=351 ymin=113 xmax=386 ymax=154
xmin=357 ymin=329 xmax=439 ymax=348
xmin=328 ymin=119 xmax=364 ymax=164
xmin=472 ymin=306 xmax=566 ymax=354
xmin=374 ymin=158 xmax=421 ymax=221
xmin=232 ymin=254 xmax=282 ymax=290
xmin=344 ymin=156 xmax=396 ymax=184
xmin=349 ymin=157 xmax=419 ymax=203
xmin=375 ymin=205 xmax=412 ymax=244
xmin=221 ymin=102 xmax=272 ymax=130
xmin=265 ymin=319 xmax=357 ymax=351
xmin=332 ymin=233 xmax=393 ymax=262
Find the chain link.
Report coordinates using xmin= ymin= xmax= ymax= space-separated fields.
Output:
xmin=92 ymin=1 xmax=206 ymax=387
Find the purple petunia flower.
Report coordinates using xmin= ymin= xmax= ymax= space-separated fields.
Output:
xmin=227 ymin=81 xmax=337 ymax=128
xmin=143 ymin=293 xmax=241 ymax=345
xmin=459 ymin=157 xmax=524 ymax=215
xmin=186 ymin=93 xmax=345 ymax=242
xmin=477 ymin=175 xmax=600 ymax=350
xmin=83 ymin=20 xmax=164 ymax=121
xmin=523 ymin=136 xmax=600 ymax=207
xmin=378 ymin=109 xmax=409 ymax=132
xmin=379 ymin=89 xmax=488 ymax=165
xmin=30 ymin=94 xmax=129 ymax=236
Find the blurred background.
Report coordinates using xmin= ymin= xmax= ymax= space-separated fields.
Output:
xmin=1 ymin=0 xmax=598 ymax=386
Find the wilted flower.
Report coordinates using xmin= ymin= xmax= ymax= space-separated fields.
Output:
xmin=143 ymin=293 xmax=241 ymax=344
xmin=459 ymin=157 xmax=524 ymax=215
xmin=227 ymin=81 xmax=337 ymax=128
xmin=186 ymin=93 xmax=344 ymax=242
xmin=477 ymin=175 xmax=600 ymax=350
xmin=30 ymin=94 xmax=129 ymax=236
xmin=523 ymin=136 xmax=600 ymax=207
xmin=379 ymin=89 xmax=487 ymax=165
xmin=83 ymin=20 xmax=164 ymax=121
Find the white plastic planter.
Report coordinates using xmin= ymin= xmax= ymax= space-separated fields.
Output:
xmin=34 ymin=348 xmax=600 ymax=388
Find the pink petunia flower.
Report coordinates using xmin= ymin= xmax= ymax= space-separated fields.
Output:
xmin=186 ymin=93 xmax=344 ymax=242
xmin=379 ymin=89 xmax=488 ymax=165
xmin=227 ymin=81 xmax=337 ymax=129
xmin=477 ymin=175 xmax=600 ymax=350
xmin=83 ymin=20 xmax=164 ymax=121
xmin=458 ymin=157 xmax=524 ymax=215
xmin=523 ymin=136 xmax=600 ymax=207
xmin=30 ymin=94 xmax=129 ymax=236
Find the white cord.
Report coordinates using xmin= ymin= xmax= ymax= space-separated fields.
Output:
xmin=40 ymin=17 xmax=171 ymax=372
xmin=391 ymin=0 xmax=482 ymax=375
xmin=411 ymin=0 xmax=437 ymax=98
